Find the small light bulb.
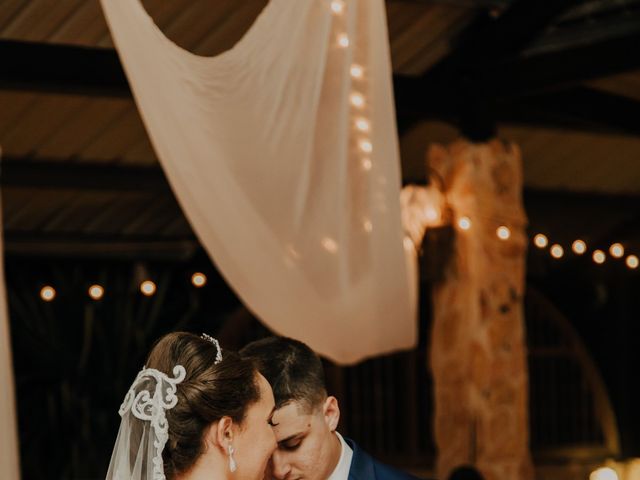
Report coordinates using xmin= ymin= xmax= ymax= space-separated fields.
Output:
xmin=424 ymin=206 xmax=439 ymax=223
xmin=321 ymin=237 xmax=338 ymax=253
xmin=550 ymin=244 xmax=564 ymax=259
xmin=609 ymin=243 xmax=624 ymax=258
xmin=40 ymin=286 xmax=56 ymax=302
xmin=350 ymin=92 xmax=365 ymax=108
xmin=140 ymin=280 xmax=157 ymax=296
xmin=534 ymin=234 xmax=548 ymax=249
xmin=191 ymin=272 xmax=207 ymax=288
xmin=626 ymin=255 xmax=639 ymax=269
xmin=355 ymin=118 xmax=370 ymax=132
xmin=572 ymin=240 xmax=586 ymax=255
xmin=337 ymin=33 xmax=349 ymax=48
xmin=330 ymin=0 xmax=344 ymax=14
xmin=88 ymin=284 xmax=104 ymax=300
xmin=359 ymin=139 xmax=373 ymax=153
xmin=593 ymin=250 xmax=606 ymax=264
xmin=497 ymin=226 xmax=511 ymax=241
xmin=590 ymin=467 xmax=619 ymax=480
xmin=458 ymin=216 xmax=471 ymax=231
xmin=350 ymin=64 xmax=363 ymax=79
xmin=363 ymin=219 xmax=373 ymax=233
xmin=403 ymin=236 xmax=415 ymax=251
xmin=362 ymin=158 xmax=372 ymax=171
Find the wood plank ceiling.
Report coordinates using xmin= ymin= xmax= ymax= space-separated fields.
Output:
xmin=1 ymin=0 xmax=640 ymax=257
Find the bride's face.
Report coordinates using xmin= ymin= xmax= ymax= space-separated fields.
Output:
xmin=233 ymin=374 xmax=277 ymax=480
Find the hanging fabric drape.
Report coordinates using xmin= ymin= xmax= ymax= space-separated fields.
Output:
xmin=0 ymin=155 xmax=21 ymax=479
xmin=100 ymin=0 xmax=415 ymax=364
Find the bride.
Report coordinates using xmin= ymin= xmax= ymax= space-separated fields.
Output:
xmin=106 ymin=332 xmax=277 ymax=480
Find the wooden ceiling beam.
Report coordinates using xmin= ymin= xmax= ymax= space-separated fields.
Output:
xmin=492 ymin=17 xmax=640 ymax=98
xmin=0 ymin=40 xmax=128 ymax=97
xmin=386 ymin=0 xmax=509 ymax=7
xmin=2 ymin=5 xmax=640 ymax=140
xmin=427 ymin=0 xmax=583 ymax=75
xmin=0 ymin=159 xmax=171 ymax=193
xmin=495 ymin=87 xmax=640 ymax=137
xmin=3 ymin=232 xmax=198 ymax=260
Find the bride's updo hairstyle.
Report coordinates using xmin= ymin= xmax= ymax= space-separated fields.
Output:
xmin=145 ymin=332 xmax=260 ymax=478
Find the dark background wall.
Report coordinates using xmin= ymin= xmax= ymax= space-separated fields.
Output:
xmin=7 ymin=223 xmax=640 ymax=479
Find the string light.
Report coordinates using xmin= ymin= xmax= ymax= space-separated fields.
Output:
xmin=535 ymin=232 xmax=639 ymax=270
xmin=424 ymin=206 xmax=439 ymax=224
xmin=350 ymin=64 xmax=364 ymax=79
xmin=350 ymin=92 xmax=365 ymax=108
xmin=496 ymin=226 xmax=511 ymax=241
xmin=550 ymin=244 xmax=564 ymax=259
xmin=362 ymin=158 xmax=372 ymax=171
xmin=590 ymin=467 xmax=619 ymax=480
xmin=322 ymin=237 xmax=338 ymax=253
xmin=40 ymin=286 xmax=56 ymax=302
xmin=337 ymin=33 xmax=350 ymax=48
xmin=359 ymin=139 xmax=373 ymax=153
xmin=330 ymin=0 xmax=344 ymax=14
xmin=363 ymin=219 xmax=373 ymax=233
xmin=609 ymin=243 xmax=624 ymax=258
xmin=191 ymin=272 xmax=207 ymax=288
xmin=572 ymin=240 xmax=587 ymax=255
xmin=355 ymin=118 xmax=370 ymax=132
xmin=140 ymin=280 xmax=157 ymax=296
xmin=403 ymin=236 xmax=415 ymax=251
xmin=534 ymin=234 xmax=548 ymax=249
xmin=458 ymin=216 xmax=471 ymax=231
xmin=534 ymin=231 xmax=638 ymax=273
xmin=88 ymin=284 xmax=104 ymax=300
xmin=593 ymin=250 xmax=606 ymax=264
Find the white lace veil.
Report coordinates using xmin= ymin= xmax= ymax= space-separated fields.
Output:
xmin=105 ymin=365 xmax=186 ymax=480
xmin=106 ymin=334 xmax=223 ymax=480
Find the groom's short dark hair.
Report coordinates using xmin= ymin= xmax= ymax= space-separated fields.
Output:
xmin=240 ymin=336 xmax=327 ymax=411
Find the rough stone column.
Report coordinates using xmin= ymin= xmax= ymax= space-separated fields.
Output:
xmin=429 ymin=139 xmax=533 ymax=480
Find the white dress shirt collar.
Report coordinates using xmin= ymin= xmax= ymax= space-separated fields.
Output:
xmin=327 ymin=432 xmax=354 ymax=480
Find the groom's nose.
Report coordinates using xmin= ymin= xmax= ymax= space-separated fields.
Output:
xmin=271 ymin=451 xmax=292 ymax=480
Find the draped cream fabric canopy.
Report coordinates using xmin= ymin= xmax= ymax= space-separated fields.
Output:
xmin=101 ymin=0 xmax=415 ymax=364
xmin=0 ymin=291 xmax=19 ymax=478
xmin=0 ymin=159 xmax=21 ymax=478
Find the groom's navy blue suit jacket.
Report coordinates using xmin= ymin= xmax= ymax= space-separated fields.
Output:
xmin=345 ymin=438 xmax=423 ymax=480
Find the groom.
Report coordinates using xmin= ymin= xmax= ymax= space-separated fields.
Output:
xmin=240 ymin=337 xmax=421 ymax=480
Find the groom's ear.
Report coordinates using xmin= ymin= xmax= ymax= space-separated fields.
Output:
xmin=322 ymin=396 xmax=340 ymax=432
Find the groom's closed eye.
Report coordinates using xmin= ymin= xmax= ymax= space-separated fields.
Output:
xmin=278 ymin=434 xmax=305 ymax=451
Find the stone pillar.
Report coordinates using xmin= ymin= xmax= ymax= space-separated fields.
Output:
xmin=429 ymin=139 xmax=532 ymax=480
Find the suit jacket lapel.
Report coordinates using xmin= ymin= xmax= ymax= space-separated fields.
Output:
xmin=345 ymin=438 xmax=376 ymax=480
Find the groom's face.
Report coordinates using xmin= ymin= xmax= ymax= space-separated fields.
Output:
xmin=267 ymin=397 xmax=340 ymax=480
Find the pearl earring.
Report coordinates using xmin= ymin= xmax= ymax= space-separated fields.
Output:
xmin=228 ymin=445 xmax=237 ymax=473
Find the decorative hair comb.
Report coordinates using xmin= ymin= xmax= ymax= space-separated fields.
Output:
xmin=201 ymin=333 xmax=223 ymax=364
